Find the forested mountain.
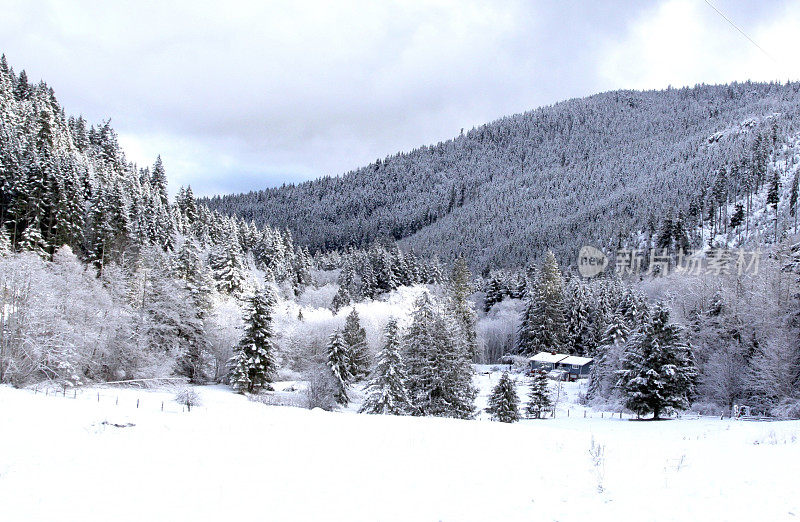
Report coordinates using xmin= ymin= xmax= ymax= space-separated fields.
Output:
xmin=0 ymin=55 xmax=317 ymax=386
xmin=205 ymin=82 xmax=800 ymax=270
xmin=0 ymin=54 xmax=311 ymax=282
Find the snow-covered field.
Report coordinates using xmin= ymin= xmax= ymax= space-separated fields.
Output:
xmin=1 ymin=375 xmax=799 ymax=522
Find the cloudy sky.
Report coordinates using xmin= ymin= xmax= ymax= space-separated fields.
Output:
xmin=2 ymin=0 xmax=798 ymax=196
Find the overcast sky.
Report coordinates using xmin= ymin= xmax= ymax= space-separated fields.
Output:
xmin=2 ymin=0 xmax=798 ymax=196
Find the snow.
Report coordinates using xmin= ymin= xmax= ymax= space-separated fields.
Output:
xmin=560 ymin=355 xmax=593 ymax=366
xmin=529 ymin=352 xmax=568 ymax=364
xmin=2 ymin=375 xmax=799 ymax=521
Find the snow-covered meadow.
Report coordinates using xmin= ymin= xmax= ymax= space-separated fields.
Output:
xmin=2 ymin=373 xmax=798 ymax=522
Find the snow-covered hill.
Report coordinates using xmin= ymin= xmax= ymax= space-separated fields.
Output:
xmin=2 ymin=376 xmax=798 ymax=522
xmin=701 ymin=132 xmax=800 ymax=249
xmin=205 ymin=82 xmax=800 ymax=270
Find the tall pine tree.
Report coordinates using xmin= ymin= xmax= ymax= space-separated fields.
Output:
xmin=617 ymin=304 xmax=697 ymax=419
xmin=360 ymin=318 xmax=412 ymax=415
xmin=209 ymin=234 xmax=248 ymax=296
xmin=517 ymin=251 xmax=567 ymax=355
xmin=327 ymin=330 xmax=352 ymax=405
xmin=174 ymin=239 xmax=212 ymax=383
xmin=229 ymin=286 xmax=279 ymax=393
xmin=404 ymin=292 xmax=476 ymax=419
xmin=342 ymin=308 xmax=370 ymax=380
xmin=449 ymin=257 xmax=479 ymax=360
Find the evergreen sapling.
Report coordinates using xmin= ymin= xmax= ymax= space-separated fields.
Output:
xmin=486 ymin=371 xmax=521 ymax=422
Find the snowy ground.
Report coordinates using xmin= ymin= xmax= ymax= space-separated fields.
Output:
xmin=2 ymin=373 xmax=799 ymax=522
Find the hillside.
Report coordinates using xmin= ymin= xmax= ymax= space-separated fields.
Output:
xmin=205 ymin=82 xmax=800 ymax=270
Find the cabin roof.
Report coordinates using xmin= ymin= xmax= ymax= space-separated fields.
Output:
xmin=560 ymin=355 xmax=593 ymax=366
xmin=528 ymin=352 xmax=594 ymax=366
xmin=529 ymin=352 xmax=569 ymax=364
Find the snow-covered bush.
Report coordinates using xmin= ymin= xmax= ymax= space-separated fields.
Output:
xmin=771 ymin=399 xmax=800 ymax=420
xmin=205 ymin=297 xmax=244 ymax=382
xmin=296 ymin=282 xmax=339 ymax=308
xmin=0 ymin=249 xmax=145 ymax=386
xmin=175 ymin=388 xmax=202 ymax=412
xmin=303 ymin=365 xmax=338 ymax=411
xmin=477 ymin=298 xmax=523 ymax=363
xmin=249 ymin=391 xmax=304 ymax=408
xmin=689 ymin=401 xmax=727 ymax=417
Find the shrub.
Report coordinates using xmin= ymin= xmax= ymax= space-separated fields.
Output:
xmin=303 ymin=366 xmax=338 ymax=411
xmin=174 ymin=388 xmax=202 ymax=412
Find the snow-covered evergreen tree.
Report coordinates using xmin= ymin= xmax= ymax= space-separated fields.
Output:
xmin=617 ymin=304 xmax=697 ymax=419
xmin=359 ymin=318 xmax=412 ymax=415
xmin=174 ymin=239 xmax=212 ymax=382
xmin=175 ymin=185 xmax=199 ymax=234
xmin=342 ymin=308 xmax=370 ymax=380
xmin=404 ymin=292 xmax=476 ymax=418
xmin=229 ymin=285 xmax=278 ymax=393
xmin=331 ymin=284 xmax=351 ymax=313
xmin=511 ymin=273 xmax=527 ymax=300
xmin=790 ymin=171 xmax=799 ymax=233
xmin=327 ymin=330 xmax=351 ymax=405
xmin=766 ymin=168 xmax=781 ymax=240
xmin=293 ymin=246 xmax=313 ymax=289
xmin=564 ymin=279 xmax=593 ymax=355
xmin=150 ymin=155 xmax=169 ymax=209
xmin=587 ymin=311 xmax=629 ymax=401
xmin=174 ymin=239 xmax=212 ymax=312
xmin=0 ymin=226 xmax=10 ymax=255
xmin=517 ymin=251 xmax=566 ymax=354
xmin=484 ymin=275 xmax=505 ymax=312
xmin=449 ymin=257 xmax=479 ymax=360
xmin=18 ymin=221 xmax=48 ymax=259
xmin=361 ymin=261 xmax=378 ymax=299
xmin=486 ymin=372 xmax=521 ymax=422
xmin=372 ymin=245 xmax=398 ymax=293
xmin=209 ymin=235 xmax=247 ymax=296
xmin=526 ymin=371 xmax=552 ymax=419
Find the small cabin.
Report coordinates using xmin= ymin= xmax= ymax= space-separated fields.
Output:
xmin=529 ymin=352 xmax=593 ymax=381
xmin=559 ymin=355 xmax=593 ymax=379
xmin=529 ymin=352 xmax=568 ymax=372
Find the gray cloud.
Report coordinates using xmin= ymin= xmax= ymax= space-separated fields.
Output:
xmin=1 ymin=0 xmax=795 ymax=196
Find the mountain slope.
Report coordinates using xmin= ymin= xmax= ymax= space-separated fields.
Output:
xmin=205 ymin=82 xmax=800 ymax=271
